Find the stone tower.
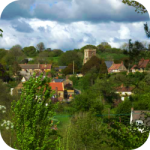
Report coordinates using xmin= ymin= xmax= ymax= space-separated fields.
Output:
xmin=83 ymin=49 xmax=96 ymax=65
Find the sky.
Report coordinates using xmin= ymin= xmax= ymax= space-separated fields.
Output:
xmin=0 ymin=0 xmax=150 ymax=51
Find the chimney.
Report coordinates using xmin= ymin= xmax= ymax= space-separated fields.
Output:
xmin=131 ymin=107 xmax=134 ymax=112
xmin=38 ymin=63 xmax=40 ymax=68
xmin=121 ymin=61 xmax=123 ymax=64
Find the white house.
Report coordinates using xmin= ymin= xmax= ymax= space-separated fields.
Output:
xmin=116 ymin=84 xmax=133 ymax=101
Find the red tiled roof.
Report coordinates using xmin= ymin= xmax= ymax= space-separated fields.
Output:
xmin=116 ymin=86 xmax=133 ymax=92
xmin=108 ymin=62 xmax=123 ymax=73
xmin=49 ymin=82 xmax=64 ymax=91
xmin=40 ymin=64 xmax=52 ymax=69
xmin=131 ymin=58 xmax=150 ymax=70
xmin=115 ymin=84 xmax=133 ymax=92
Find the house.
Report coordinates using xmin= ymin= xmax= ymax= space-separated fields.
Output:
xmin=131 ymin=58 xmax=150 ymax=73
xmin=108 ymin=61 xmax=127 ymax=73
xmin=83 ymin=49 xmax=96 ymax=64
xmin=21 ymin=76 xmax=31 ymax=82
xmin=19 ymin=64 xmax=52 ymax=73
xmin=130 ymin=108 xmax=150 ymax=127
xmin=116 ymin=84 xmax=133 ymax=101
xmin=63 ymin=79 xmax=73 ymax=86
xmin=105 ymin=61 xmax=114 ymax=70
xmin=49 ymin=82 xmax=64 ymax=102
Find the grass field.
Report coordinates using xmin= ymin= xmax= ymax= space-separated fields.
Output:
xmin=98 ymin=52 xmax=128 ymax=61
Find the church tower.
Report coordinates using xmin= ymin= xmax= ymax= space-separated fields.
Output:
xmin=83 ymin=49 xmax=96 ymax=65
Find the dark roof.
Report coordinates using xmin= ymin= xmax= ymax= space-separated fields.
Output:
xmin=53 ymin=79 xmax=64 ymax=82
xmin=59 ymin=66 xmax=67 ymax=69
xmin=105 ymin=61 xmax=113 ymax=69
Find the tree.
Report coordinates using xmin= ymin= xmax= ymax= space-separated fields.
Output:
xmin=52 ymin=49 xmax=63 ymax=57
xmin=59 ymin=51 xmax=83 ymax=69
xmin=0 ymin=49 xmax=8 ymax=60
xmin=62 ymin=63 xmax=79 ymax=75
xmin=23 ymin=46 xmax=37 ymax=57
xmin=0 ymin=29 xmax=3 ymax=37
xmin=0 ymin=63 xmax=10 ymax=82
xmin=122 ymin=0 xmax=147 ymax=14
xmin=81 ymin=56 xmax=103 ymax=75
xmin=11 ymin=73 xmax=60 ymax=149
xmin=122 ymin=1 xmax=150 ymax=38
xmin=80 ymin=44 xmax=97 ymax=53
xmin=3 ymin=45 xmax=25 ymax=64
xmin=9 ymin=62 xmax=21 ymax=76
xmin=133 ymin=40 xmax=144 ymax=50
xmin=36 ymin=42 xmax=45 ymax=52
xmin=97 ymin=42 xmax=111 ymax=53
xmin=45 ymin=48 xmax=51 ymax=52
xmin=144 ymin=22 xmax=150 ymax=38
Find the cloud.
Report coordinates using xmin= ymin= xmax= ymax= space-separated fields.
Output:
xmin=11 ymin=19 xmax=34 ymax=33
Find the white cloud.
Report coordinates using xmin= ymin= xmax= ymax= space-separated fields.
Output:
xmin=118 ymin=25 xmax=131 ymax=39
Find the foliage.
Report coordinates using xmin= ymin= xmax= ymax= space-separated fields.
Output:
xmin=0 ymin=49 xmax=8 ymax=60
xmin=80 ymin=44 xmax=97 ymax=53
xmin=122 ymin=0 xmax=147 ymax=14
xmin=81 ymin=56 xmax=102 ymax=74
xmin=23 ymin=46 xmax=37 ymax=57
xmin=11 ymin=73 xmax=60 ymax=150
xmin=51 ymin=49 xmax=63 ymax=57
xmin=59 ymin=51 xmax=83 ymax=69
xmin=115 ymin=99 xmax=132 ymax=125
xmin=2 ymin=45 xmax=26 ymax=65
xmin=62 ymin=63 xmax=79 ymax=75
xmin=36 ymin=42 xmax=45 ymax=52
xmin=0 ymin=63 xmax=10 ymax=82
xmin=0 ymin=28 xmax=3 ymax=37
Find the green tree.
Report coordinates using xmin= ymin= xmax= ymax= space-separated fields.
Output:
xmin=23 ymin=46 xmax=37 ymax=57
xmin=2 ymin=45 xmax=26 ymax=65
xmin=52 ymin=49 xmax=63 ymax=57
xmin=122 ymin=0 xmax=147 ymax=14
xmin=36 ymin=42 xmax=45 ymax=52
xmin=59 ymin=51 xmax=83 ymax=69
xmin=0 ymin=29 xmax=3 ymax=37
xmin=11 ymin=73 xmax=60 ymax=150
xmin=81 ymin=56 xmax=105 ymax=75
xmin=0 ymin=49 xmax=8 ymax=60
xmin=80 ymin=44 xmax=97 ymax=53
xmin=62 ymin=63 xmax=79 ymax=75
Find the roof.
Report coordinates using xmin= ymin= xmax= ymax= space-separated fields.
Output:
xmin=59 ymin=66 xmax=67 ymax=70
xmin=19 ymin=64 xmax=39 ymax=69
xmin=19 ymin=64 xmax=52 ymax=69
xmin=131 ymin=58 xmax=150 ymax=70
xmin=49 ymin=82 xmax=64 ymax=91
xmin=53 ymin=79 xmax=64 ymax=82
xmin=108 ymin=62 xmax=123 ymax=73
xmin=116 ymin=86 xmax=133 ymax=92
xmin=105 ymin=61 xmax=113 ymax=69
xmin=131 ymin=109 xmax=150 ymax=126
xmin=40 ymin=64 xmax=52 ymax=70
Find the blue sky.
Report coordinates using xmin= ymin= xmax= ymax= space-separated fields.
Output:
xmin=0 ymin=0 xmax=150 ymax=51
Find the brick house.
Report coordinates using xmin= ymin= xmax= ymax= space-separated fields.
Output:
xmin=131 ymin=58 xmax=150 ymax=73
